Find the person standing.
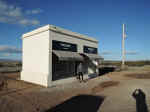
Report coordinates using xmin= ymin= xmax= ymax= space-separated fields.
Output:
xmin=132 ymin=89 xmax=148 ymax=112
xmin=77 ymin=62 xmax=84 ymax=82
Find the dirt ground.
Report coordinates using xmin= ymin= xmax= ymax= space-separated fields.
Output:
xmin=0 ymin=66 xmax=150 ymax=112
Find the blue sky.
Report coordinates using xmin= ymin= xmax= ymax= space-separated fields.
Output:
xmin=0 ymin=0 xmax=150 ymax=61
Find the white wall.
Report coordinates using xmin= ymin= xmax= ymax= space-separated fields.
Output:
xmin=21 ymin=30 xmax=50 ymax=86
xmin=21 ymin=27 xmax=99 ymax=87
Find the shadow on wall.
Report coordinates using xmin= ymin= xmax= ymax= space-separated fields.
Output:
xmin=99 ymin=67 xmax=115 ymax=76
xmin=45 ymin=94 xmax=105 ymax=112
xmin=132 ymin=89 xmax=149 ymax=112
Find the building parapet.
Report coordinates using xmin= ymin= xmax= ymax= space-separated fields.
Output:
xmin=22 ymin=24 xmax=98 ymax=43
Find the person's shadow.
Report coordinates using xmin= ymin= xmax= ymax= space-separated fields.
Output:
xmin=132 ymin=89 xmax=149 ymax=112
xmin=45 ymin=94 xmax=105 ymax=112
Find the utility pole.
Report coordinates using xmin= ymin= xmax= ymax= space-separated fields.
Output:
xmin=122 ymin=24 xmax=125 ymax=69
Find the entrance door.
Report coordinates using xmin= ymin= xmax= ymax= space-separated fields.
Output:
xmin=52 ymin=60 xmax=75 ymax=81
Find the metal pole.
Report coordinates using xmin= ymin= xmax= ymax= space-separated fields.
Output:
xmin=122 ymin=24 xmax=125 ymax=69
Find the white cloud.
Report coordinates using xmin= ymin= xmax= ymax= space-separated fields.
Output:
xmin=7 ymin=7 xmax=22 ymax=17
xmin=19 ymin=19 xmax=40 ymax=26
xmin=101 ymin=51 xmax=113 ymax=55
xmin=30 ymin=20 xmax=40 ymax=25
xmin=26 ymin=9 xmax=43 ymax=15
xmin=0 ymin=45 xmax=22 ymax=53
xmin=126 ymin=51 xmax=139 ymax=55
xmin=101 ymin=51 xmax=139 ymax=55
xmin=0 ymin=0 xmax=42 ymax=26
xmin=19 ymin=19 xmax=29 ymax=25
xmin=2 ymin=53 xmax=11 ymax=57
xmin=0 ymin=1 xmax=22 ymax=17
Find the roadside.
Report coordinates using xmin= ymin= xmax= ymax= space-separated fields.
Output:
xmin=0 ymin=66 xmax=150 ymax=112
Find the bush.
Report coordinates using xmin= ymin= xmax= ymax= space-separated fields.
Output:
xmin=102 ymin=60 xmax=150 ymax=67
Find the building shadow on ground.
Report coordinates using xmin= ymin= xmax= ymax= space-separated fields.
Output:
xmin=132 ymin=89 xmax=149 ymax=112
xmin=45 ymin=94 xmax=105 ymax=112
xmin=99 ymin=67 xmax=115 ymax=76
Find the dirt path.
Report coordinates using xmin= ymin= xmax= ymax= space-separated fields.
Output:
xmin=0 ymin=69 xmax=150 ymax=112
xmin=97 ymin=71 xmax=150 ymax=112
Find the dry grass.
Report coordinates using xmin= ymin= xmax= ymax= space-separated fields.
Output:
xmin=0 ymin=72 xmax=43 ymax=97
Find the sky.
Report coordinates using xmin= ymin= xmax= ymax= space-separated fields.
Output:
xmin=0 ymin=0 xmax=150 ymax=61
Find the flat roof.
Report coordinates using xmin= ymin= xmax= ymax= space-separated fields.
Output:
xmin=22 ymin=24 xmax=98 ymax=43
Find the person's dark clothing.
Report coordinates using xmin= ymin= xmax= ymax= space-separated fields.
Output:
xmin=132 ymin=89 xmax=148 ymax=112
xmin=78 ymin=72 xmax=83 ymax=81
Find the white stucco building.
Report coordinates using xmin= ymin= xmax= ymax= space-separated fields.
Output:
xmin=21 ymin=25 xmax=103 ymax=87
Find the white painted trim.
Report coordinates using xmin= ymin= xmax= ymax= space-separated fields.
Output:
xmin=22 ymin=24 xmax=98 ymax=43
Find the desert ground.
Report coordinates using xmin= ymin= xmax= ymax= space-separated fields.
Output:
xmin=0 ymin=66 xmax=150 ymax=112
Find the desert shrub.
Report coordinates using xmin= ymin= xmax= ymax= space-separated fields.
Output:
xmin=102 ymin=60 xmax=150 ymax=67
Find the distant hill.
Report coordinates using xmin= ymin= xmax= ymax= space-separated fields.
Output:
xmin=0 ymin=59 xmax=21 ymax=63
xmin=102 ymin=60 xmax=150 ymax=67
